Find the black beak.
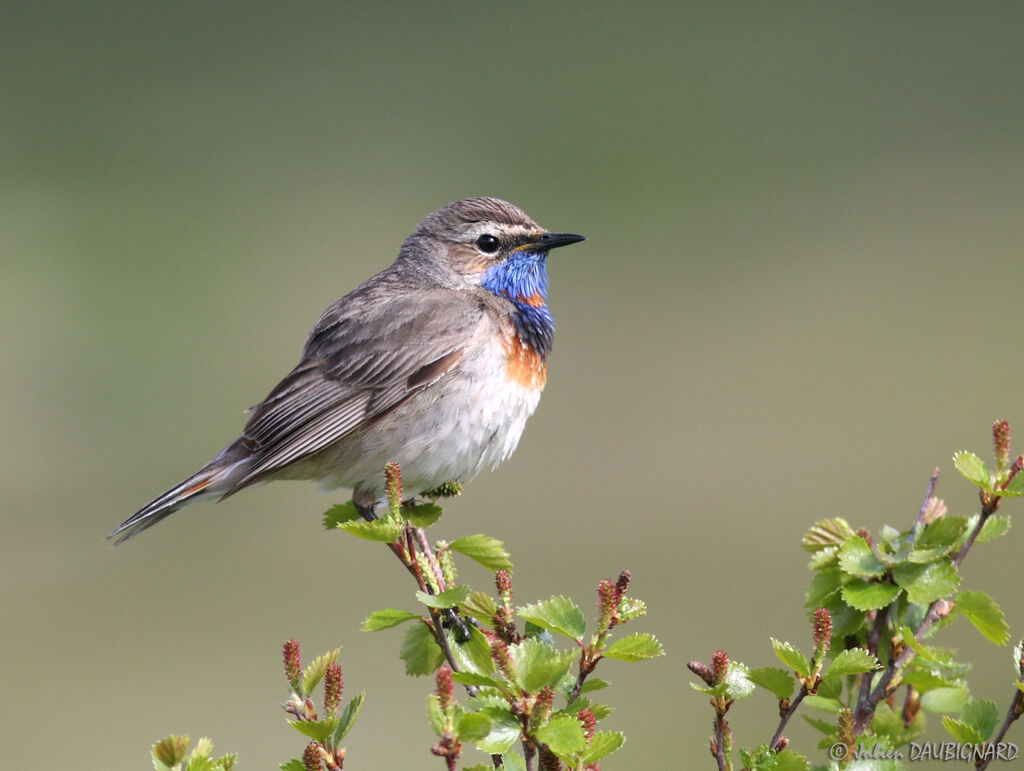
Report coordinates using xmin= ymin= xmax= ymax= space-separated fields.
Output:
xmin=530 ymin=232 xmax=586 ymax=252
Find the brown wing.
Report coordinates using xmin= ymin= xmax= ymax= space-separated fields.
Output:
xmin=226 ymin=284 xmax=484 ymax=492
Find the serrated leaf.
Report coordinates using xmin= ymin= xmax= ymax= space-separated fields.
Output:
xmin=500 ymin=750 xmax=527 ymax=771
xmin=580 ymin=677 xmax=609 ymax=694
xmin=602 ymin=632 xmax=664 ymax=662
xmin=723 ymin=661 xmax=756 ymax=700
xmin=955 ymin=590 xmax=1010 ymax=645
xmin=999 ymin=471 xmax=1024 ymax=496
xmin=808 ymin=545 xmax=840 ymax=570
xmin=337 ymin=516 xmax=401 ymax=542
xmin=289 ymin=716 xmax=340 ymax=742
xmin=535 ymin=714 xmax=586 ymax=759
xmin=333 ymin=691 xmax=364 ymax=743
xmin=917 ymin=515 xmax=969 ymax=549
xmin=921 ymin=686 xmax=969 ymax=713
xmin=803 ymin=518 xmax=856 ymax=552
xmin=426 ymin=693 xmax=445 ymax=735
xmin=457 ymin=712 xmax=492 ymax=741
xmin=509 ymin=638 xmax=577 ymax=692
xmin=838 ymin=536 xmax=887 ymax=577
xmin=953 ymin=451 xmax=991 ymax=490
xmin=805 ymin=567 xmax=843 ymax=607
xmin=517 ymin=596 xmax=586 ymax=640
xmin=453 ymin=671 xmax=505 ymax=689
xmin=582 ymin=731 xmax=625 ymax=763
xmin=748 ymin=666 xmax=795 ymax=699
xmin=416 ymin=585 xmax=471 ymax=609
xmin=900 ymin=626 xmax=962 ymax=668
xmin=977 ymin=515 xmax=1012 ymax=542
xmin=901 ymin=668 xmax=960 ymax=692
xmin=301 ymin=648 xmax=340 ymax=695
xmin=448 ymin=534 xmax=513 ymax=571
xmin=942 ymin=716 xmax=983 ymax=743
xmin=401 ymin=621 xmax=444 ymax=676
xmin=475 ymin=705 xmax=521 ymax=753
xmin=770 ymin=750 xmax=811 ymax=771
xmin=893 ymin=560 xmax=960 ymax=605
xmin=824 ymin=648 xmax=879 ymax=677
xmin=841 ymin=578 xmax=901 ymax=611
xmin=461 ymin=590 xmax=498 ymax=624
xmin=803 ymin=715 xmax=837 ymax=735
xmin=404 ymin=501 xmax=444 ymax=528
xmin=450 ymin=624 xmax=496 ymax=676
xmin=322 ymin=502 xmax=362 ymax=528
xmin=961 ymin=698 xmax=999 ymax=740
xmin=361 ymin=608 xmax=420 ymax=631
xmin=617 ymin=596 xmax=647 ymax=621
xmin=803 ymin=695 xmax=843 ymax=713
xmin=771 ymin=638 xmax=810 ymax=677
xmin=279 ymin=761 xmax=305 ymax=771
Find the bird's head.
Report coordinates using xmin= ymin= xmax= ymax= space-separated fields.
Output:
xmin=399 ymin=197 xmax=584 ymax=306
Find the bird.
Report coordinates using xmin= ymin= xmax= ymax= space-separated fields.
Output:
xmin=109 ymin=197 xmax=584 ymax=543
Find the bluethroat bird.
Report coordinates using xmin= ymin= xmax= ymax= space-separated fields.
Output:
xmin=109 ymin=197 xmax=584 ymax=543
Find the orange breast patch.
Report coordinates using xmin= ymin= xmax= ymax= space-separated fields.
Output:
xmin=504 ymin=333 xmax=547 ymax=390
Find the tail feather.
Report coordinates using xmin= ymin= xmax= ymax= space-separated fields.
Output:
xmin=109 ymin=439 xmax=253 ymax=544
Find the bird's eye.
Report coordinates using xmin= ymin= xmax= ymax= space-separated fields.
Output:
xmin=476 ymin=234 xmax=501 ymax=254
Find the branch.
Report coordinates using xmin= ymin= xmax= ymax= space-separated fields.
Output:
xmin=768 ymin=689 xmax=807 ymax=752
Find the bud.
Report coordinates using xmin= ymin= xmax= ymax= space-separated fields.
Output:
xmin=491 ymin=640 xmax=514 ymax=679
xmin=304 ymin=697 xmax=317 ymax=720
xmin=283 ymin=639 xmax=302 ymax=691
xmin=436 ymin=664 xmax=455 ymax=712
xmin=615 ymin=570 xmax=631 ymax=597
xmin=496 ymin=569 xmax=512 ymax=603
xmin=323 ymin=663 xmax=342 ymax=718
xmin=921 ymin=496 xmax=947 ymax=526
xmin=384 ymin=462 xmax=402 ymax=519
xmin=302 ymin=742 xmax=323 ymax=771
xmin=994 ymin=420 xmax=1012 ymax=468
xmin=687 ymin=660 xmax=715 ymax=686
xmin=773 ymin=736 xmax=789 ymax=752
xmin=597 ymin=579 xmax=617 ymax=630
xmin=712 ymin=650 xmax=729 ymax=686
xmin=812 ymin=607 xmax=832 ymax=662
xmin=578 ymin=707 xmax=597 ymax=741
xmin=438 ymin=545 xmax=456 ymax=587
xmin=533 ymin=687 xmax=554 ymax=727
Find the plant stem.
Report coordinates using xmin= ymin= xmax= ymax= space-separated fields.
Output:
xmin=769 ymin=689 xmax=807 ymax=751
xmin=977 ymin=686 xmax=1024 ymax=770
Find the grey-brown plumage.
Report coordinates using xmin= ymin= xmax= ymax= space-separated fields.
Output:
xmin=110 ymin=197 xmax=584 ymax=543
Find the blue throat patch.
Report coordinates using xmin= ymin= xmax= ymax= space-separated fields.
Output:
xmin=481 ymin=251 xmax=555 ymax=359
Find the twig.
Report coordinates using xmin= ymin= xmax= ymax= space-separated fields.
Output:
xmin=912 ymin=468 xmax=940 ymax=530
xmin=768 ymin=689 xmax=807 ymax=752
xmin=977 ymin=687 xmax=1024 ymax=770
xmin=713 ymin=712 xmax=728 ymax=771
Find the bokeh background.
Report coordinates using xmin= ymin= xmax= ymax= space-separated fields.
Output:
xmin=4 ymin=3 xmax=1024 ymax=768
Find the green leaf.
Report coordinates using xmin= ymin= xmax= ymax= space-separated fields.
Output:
xmin=953 ymin=450 xmax=991 ymax=490
xmin=457 ymin=712 xmax=492 ymax=742
xmin=415 ymin=585 xmax=471 ymax=609
xmin=461 ymin=590 xmax=498 ymax=624
xmin=582 ymin=731 xmax=626 ymax=763
xmin=977 ymin=515 xmax=1012 ymax=542
xmin=279 ymin=761 xmax=306 ymax=771
xmin=617 ymin=596 xmax=647 ymax=621
xmin=961 ymin=698 xmax=1000 ymax=740
xmin=289 ymin=717 xmax=340 ymax=742
xmin=771 ymin=638 xmax=810 ymax=677
xmin=333 ymin=691 xmax=364 ymax=743
xmin=841 ymin=578 xmax=901 ymax=611
xmin=535 ymin=714 xmax=587 ymax=759
xmin=942 ymin=716 xmax=983 ymax=743
xmin=770 ymin=750 xmax=811 ymax=771
xmin=955 ymin=590 xmax=1010 ymax=645
xmin=747 ymin=666 xmax=795 ymax=699
xmin=899 ymin=626 xmax=962 ymax=668
xmin=838 ymin=536 xmax=887 ymax=577
xmin=475 ymin=706 xmax=521 ymax=754
xmin=602 ymin=632 xmax=665 ymax=662
xmin=361 ymin=608 xmax=420 ymax=631
xmin=404 ymin=501 xmax=444 ymax=528
xmin=448 ymin=535 xmax=513 ymax=571
xmin=580 ymin=677 xmax=609 ymax=694
xmin=322 ymin=502 xmax=362 ymax=528
xmin=803 ymin=715 xmax=837 ymax=735
xmin=824 ymin=648 xmax=879 ymax=677
xmin=400 ymin=622 xmax=444 ymax=676
xmin=921 ymin=686 xmax=969 ymax=713
xmin=450 ymin=625 xmax=496 ymax=676
xmin=999 ymin=471 xmax=1024 ymax=496
xmin=426 ymin=693 xmax=445 ymax=735
xmin=301 ymin=648 xmax=340 ymax=695
xmin=500 ymin=750 xmax=527 ymax=771
xmin=517 ymin=596 xmax=586 ymax=640
xmin=453 ymin=671 xmax=505 ymax=689
xmin=803 ymin=518 xmax=856 ymax=552
xmin=802 ymin=695 xmax=843 ymax=713
xmin=805 ymin=567 xmax=843 ymax=607
xmin=336 ymin=516 xmax=402 ymax=542
xmin=509 ymin=638 xmax=577 ymax=692
xmin=901 ymin=668 xmax=960 ymax=692
xmin=722 ymin=661 xmax=755 ymax=700
xmin=916 ymin=515 xmax=969 ymax=549
xmin=893 ymin=560 xmax=960 ymax=605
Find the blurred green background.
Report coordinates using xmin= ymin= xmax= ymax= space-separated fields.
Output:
xmin=3 ymin=2 xmax=1024 ymax=768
